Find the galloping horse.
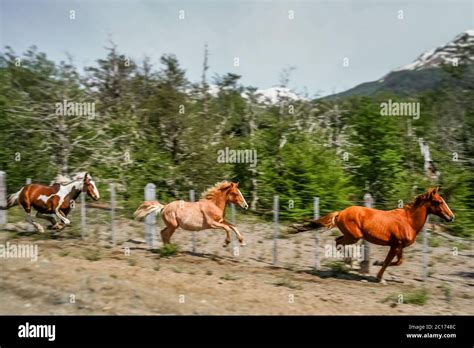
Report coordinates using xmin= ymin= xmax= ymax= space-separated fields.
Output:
xmin=4 ymin=173 xmax=100 ymax=232
xmin=291 ymin=187 xmax=454 ymax=281
xmin=134 ymin=181 xmax=249 ymax=246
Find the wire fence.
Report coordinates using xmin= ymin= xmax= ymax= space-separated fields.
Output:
xmin=0 ymin=172 xmax=469 ymax=281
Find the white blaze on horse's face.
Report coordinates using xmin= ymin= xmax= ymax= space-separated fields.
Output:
xmin=237 ymin=188 xmax=248 ymax=210
xmin=440 ymin=197 xmax=455 ymax=222
xmin=89 ymin=179 xmax=100 ymax=200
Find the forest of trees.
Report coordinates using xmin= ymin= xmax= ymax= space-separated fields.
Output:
xmin=0 ymin=44 xmax=473 ymax=236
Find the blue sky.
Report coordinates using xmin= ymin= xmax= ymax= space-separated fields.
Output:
xmin=1 ymin=0 xmax=472 ymax=96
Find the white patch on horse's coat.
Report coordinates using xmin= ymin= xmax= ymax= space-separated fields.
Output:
xmin=37 ymin=179 xmax=83 ymax=225
xmin=38 ymin=194 xmax=50 ymax=203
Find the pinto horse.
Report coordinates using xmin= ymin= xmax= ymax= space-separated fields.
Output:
xmin=4 ymin=173 xmax=100 ymax=232
xmin=134 ymin=181 xmax=249 ymax=246
xmin=291 ymin=187 xmax=454 ymax=281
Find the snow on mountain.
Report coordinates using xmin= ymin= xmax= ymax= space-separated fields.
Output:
xmin=206 ymin=84 xmax=220 ymax=98
xmin=393 ymin=29 xmax=474 ymax=72
xmin=199 ymin=85 xmax=307 ymax=104
xmin=253 ymin=87 xmax=307 ymax=104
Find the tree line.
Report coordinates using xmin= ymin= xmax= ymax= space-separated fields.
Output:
xmin=0 ymin=44 xmax=472 ymax=236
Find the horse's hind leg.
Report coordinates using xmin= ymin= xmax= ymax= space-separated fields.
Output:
xmin=19 ymin=195 xmax=43 ymax=233
xmin=23 ymin=208 xmax=44 ymax=233
xmin=336 ymin=223 xmax=362 ymax=246
xmin=160 ymin=226 xmax=177 ymax=245
xmin=160 ymin=212 xmax=178 ymax=245
xmin=335 ymin=234 xmax=359 ymax=246
xmin=335 ymin=234 xmax=360 ymax=268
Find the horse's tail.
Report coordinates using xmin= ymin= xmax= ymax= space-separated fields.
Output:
xmin=1 ymin=188 xmax=23 ymax=210
xmin=133 ymin=201 xmax=164 ymax=220
xmin=289 ymin=211 xmax=340 ymax=233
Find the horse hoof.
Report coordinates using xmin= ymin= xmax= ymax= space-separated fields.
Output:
xmin=36 ymin=226 xmax=45 ymax=233
xmin=373 ymin=261 xmax=383 ymax=266
xmin=240 ymin=242 xmax=247 ymax=247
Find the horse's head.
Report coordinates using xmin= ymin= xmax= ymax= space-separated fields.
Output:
xmin=224 ymin=182 xmax=248 ymax=210
xmin=83 ymin=173 xmax=100 ymax=201
xmin=425 ymin=187 xmax=454 ymax=222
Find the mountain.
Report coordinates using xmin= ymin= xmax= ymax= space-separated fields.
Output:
xmin=393 ymin=30 xmax=474 ymax=71
xmin=328 ymin=29 xmax=474 ymax=99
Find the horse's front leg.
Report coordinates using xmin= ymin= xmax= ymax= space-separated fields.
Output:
xmin=36 ymin=212 xmax=62 ymax=230
xmin=208 ymin=220 xmax=233 ymax=247
xmin=376 ymin=246 xmax=400 ymax=281
xmin=55 ymin=209 xmax=71 ymax=226
xmin=374 ymin=249 xmax=404 ymax=267
xmin=389 ymin=249 xmax=404 ymax=266
xmin=224 ymin=221 xmax=246 ymax=246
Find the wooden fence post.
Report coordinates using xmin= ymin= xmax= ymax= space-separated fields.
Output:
xmin=230 ymin=203 xmax=238 ymax=257
xmin=110 ymin=183 xmax=116 ymax=246
xmin=361 ymin=193 xmax=373 ymax=273
xmin=80 ymin=192 xmax=86 ymax=240
xmin=272 ymin=195 xmax=279 ymax=266
xmin=422 ymin=216 xmax=429 ymax=282
xmin=314 ymin=197 xmax=320 ymax=270
xmin=144 ymin=183 xmax=156 ymax=248
xmin=0 ymin=171 xmax=6 ymax=225
xmin=189 ymin=190 xmax=196 ymax=254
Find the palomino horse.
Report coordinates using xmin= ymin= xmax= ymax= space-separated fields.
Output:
xmin=4 ymin=173 xmax=100 ymax=232
xmin=134 ymin=181 xmax=248 ymax=246
xmin=291 ymin=188 xmax=454 ymax=281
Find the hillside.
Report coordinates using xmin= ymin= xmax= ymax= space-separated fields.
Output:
xmin=328 ymin=30 xmax=474 ymax=99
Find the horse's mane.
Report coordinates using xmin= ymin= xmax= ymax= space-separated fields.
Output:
xmin=51 ymin=174 xmax=71 ymax=185
xmin=404 ymin=188 xmax=437 ymax=209
xmin=51 ymin=172 xmax=87 ymax=186
xmin=201 ymin=181 xmax=232 ymax=200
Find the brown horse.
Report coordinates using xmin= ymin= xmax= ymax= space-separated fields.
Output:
xmin=134 ymin=181 xmax=248 ymax=246
xmin=4 ymin=173 xmax=100 ymax=232
xmin=292 ymin=187 xmax=454 ymax=281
